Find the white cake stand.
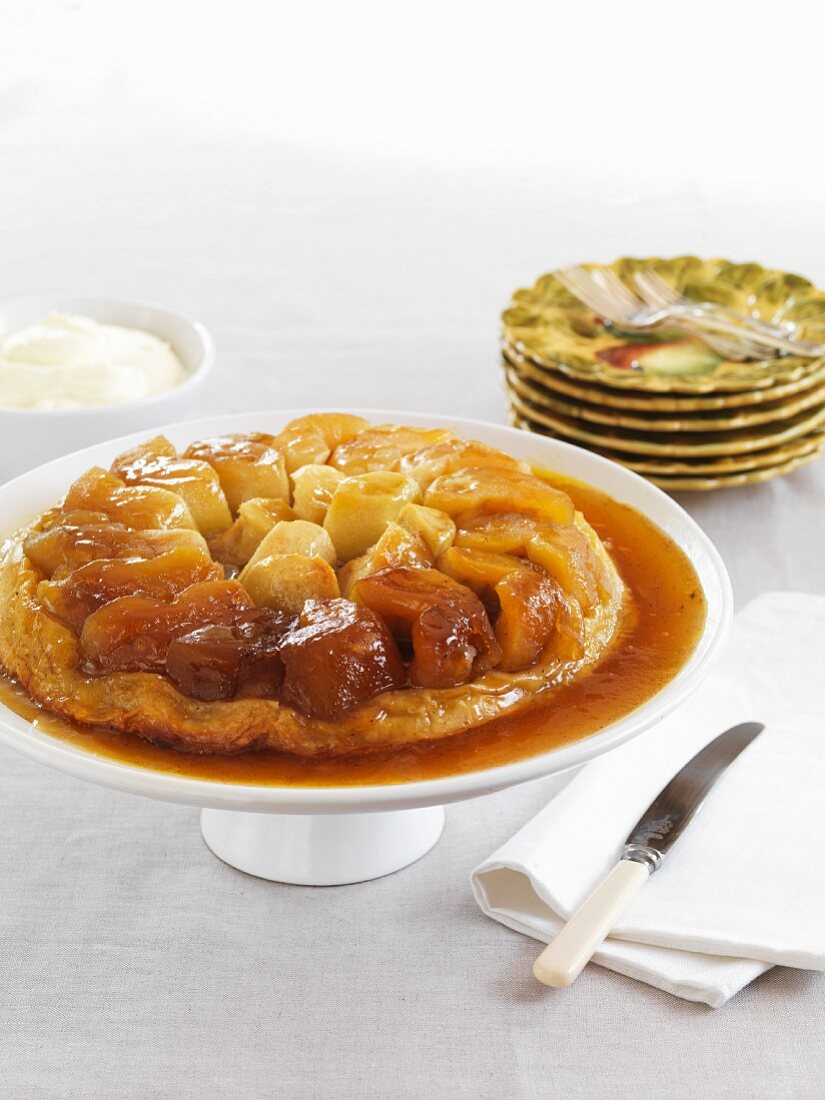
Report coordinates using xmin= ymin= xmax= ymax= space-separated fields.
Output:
xmin=0 ymin=410 xmax=732 ymax=885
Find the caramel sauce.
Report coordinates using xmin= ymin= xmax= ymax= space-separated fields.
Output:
xmin=0 ymin=476 xmax=706 ymax=788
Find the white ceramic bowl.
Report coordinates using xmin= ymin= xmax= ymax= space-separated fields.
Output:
xmin=0 ymin=410 xmax=733 ymax=883
xmin=0 ymin=296 xmax=214 ymax=480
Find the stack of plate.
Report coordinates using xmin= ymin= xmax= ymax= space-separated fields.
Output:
xmin=501 ymin=256 xmax=825 ymax=491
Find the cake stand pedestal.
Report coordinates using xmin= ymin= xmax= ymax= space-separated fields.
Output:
xmin=200 ymin=805 xmax=446 ymax=885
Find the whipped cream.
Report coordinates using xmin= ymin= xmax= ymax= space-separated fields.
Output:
xmin=0 ymin=312 xmax=188 ymax=411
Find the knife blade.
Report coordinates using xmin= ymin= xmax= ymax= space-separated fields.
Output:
xmin=533 ymin=720 xmax=765 ymax=988
xmin=621 ymin=720 xmax=765 ymax=872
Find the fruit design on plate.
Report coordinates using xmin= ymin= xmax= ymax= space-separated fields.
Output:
xmin=503 ymin=256 xmax=825 ymax=391
xmin=0 ymin=414 xmax=625 ymax=757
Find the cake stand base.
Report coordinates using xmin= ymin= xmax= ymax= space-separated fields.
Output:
xmin=200 ymin=804 xmax=446 ymax=885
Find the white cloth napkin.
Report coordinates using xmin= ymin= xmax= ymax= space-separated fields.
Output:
xmin=472 ymin=591 xmax=825 ymax=1007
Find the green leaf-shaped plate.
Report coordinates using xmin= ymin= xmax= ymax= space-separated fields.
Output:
xmin=504 ymin=364 xmax=825 ymax=433
xmin=501 ymin=341 xmax=825 ymax=412
xmin=502 ymin=256 xmax=825 ymax=394
xmin=506 ymin=388 xmax=825 ymax=457
xmin=508 ymin=411 xmax=825 ymax=475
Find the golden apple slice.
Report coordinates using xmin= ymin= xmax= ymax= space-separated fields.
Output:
xmin=184 ymin=433 xmax=289 ymax=512
xmin=454 ymin=513 xmax=605 ymax=609
xmin=437 ymin=546 xmax=522 ymax=594
xmin=401 ymin=438 xmax=529 ymax=488
xmin=324 ymin=471 xmax=421 ymax=561
xmin=240 ymin=520 xmax=337 ymax=583
xmin=554 ymin=597 xmax=586 ymax=662
xmin=454 ymin=513 xmax=547 ymax=555
xmin=338 ymin=522 xmax=432 ymax=599
xmin=425 ymin=467 xmax=575 ymax=527
xmin=39 ymin=508 xmax=111 ymax=531
xmin=329 ymin=425 xmax=455 ymax=475
xmin=526 ymin=527 xmax=601 ymax=613
xmin=295 ymin=412 xmax=370 ymax=449
xmin=439 ymin=546 xmax=565 ymax=671
xmin=273 ymin=414 xmax=370 ymax=473
xmin=494 ymin=569 xmax=560 ymax=671
xmin=111 ymin=435 xmax=232 ymax=537
xmin=63 ymin=468 xmax=197 ymax=530
xmin=396 ymin=503 xmax=456 ymax=557
xmin=208 ymin=498 xmax=296 ymax=568
xmin=25 ymin=523 xmax=209 ymax=579
xmin=241 ymin=553 xmax=340 ymax=615
xmin=291 ymin=464 xmax=345 ymax=524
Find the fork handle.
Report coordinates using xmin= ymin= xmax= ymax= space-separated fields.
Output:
xmin=532 ymin=860 xmax=649 ymax=988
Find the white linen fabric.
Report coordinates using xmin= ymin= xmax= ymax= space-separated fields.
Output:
xmin=473 ymin=592 xmax=825 ymax=1007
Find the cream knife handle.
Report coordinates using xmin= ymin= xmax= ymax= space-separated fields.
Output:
xmin=533 ymin=859 xmax=650 ymax=987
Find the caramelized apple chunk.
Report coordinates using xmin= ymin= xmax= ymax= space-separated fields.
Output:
xmin=241 ymin=554 xmax=340 ymax=615
xmin=110 ymin=436 xmax=232 ymax=537
xmin=183 ymin=433 xmax=289 ymax=513
xmin=329 ymin=425 xmax=455 ymax=475
xmin=353 ymin=566 xmax=501 ymax=688
xmin=165 ymin=608 xmax=293 ymax=701
xmin=79 ymin=580 xmax=253 ymax=672
xmin=526 ymin=527 xmax=602 ymax=613
xmin=239 ymin=521 xmax=339 ymax=613
xmin=38 ymin=508 xmax=111 ymax=531
xmin=455 ymin=515 xmax=606 ymax=612
xmin=303 ymin=413 xmax=372 ymax=448
xmin=454 ymin=513 xmax=546 ymax=556
xmin=279 ymin=598 xmax=405 ymax=719
xmin=39 ymin=546 xmax=223 ymax=630
xmin=270 ymin=422 xmax=329 ymax=472
xmin=290 ymin=464 xmax=345 ymax=525
xmin=554 ymin=598 xmax=586 ymax=663
xmin=437 ymin=546 xmax=522 ymax=595
xmin=425 ymin=468 xmax=575 ymax=527
xmin=439 ymin=545 xmax=570 ymax=669
xmin=63 ymin=468 xmax=197 ymax=530
xmin=24 ymin=523 xmax=209 ymax=579
xmin=401 ymin=439 xmax=529 ymax=488
xmin=240 ymin=520 xmax=337 ymax=576
xmin=207 ymin=498 xmax=296 ymax=568
xmin=337 ymin=522 xmax=432 ymax=599
xmin=323 ymin=471 xmax=421 ymax=561
xmin=273 ymin=414 xmax=370 ymax=474
xmin=494 ymin=569 xmax=560 ymax=671
xmin=396 ymin=503 xmax=456 ymax=557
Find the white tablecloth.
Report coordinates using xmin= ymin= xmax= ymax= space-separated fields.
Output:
xmin=2 ymin=89 xmax=825 ymax=1100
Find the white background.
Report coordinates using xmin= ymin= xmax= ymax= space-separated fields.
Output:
xmin=1 ymin=4 xmax=825 ymax=1097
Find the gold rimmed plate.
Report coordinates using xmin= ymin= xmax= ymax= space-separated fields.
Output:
xmin=507 ymin=388 xmax=825 ymax=457
xmin=646 ymin=448 xmax=824 ymax=492
xmin=502 ymin=341 xmax=825 ymax=412
xmin=508 ymin=409 xmax=825 ymax=476
xmin=504 ymin=363 xmax=825 ymax=433
xmin=502 ymin=256 xmax=825 ymax=394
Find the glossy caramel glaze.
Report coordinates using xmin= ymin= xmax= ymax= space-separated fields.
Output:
xmin=0 ymin=474 xmax=706 ymax=787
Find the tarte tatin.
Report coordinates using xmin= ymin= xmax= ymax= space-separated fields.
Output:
xmin=0 ymin=414 xmax=627 ymax=757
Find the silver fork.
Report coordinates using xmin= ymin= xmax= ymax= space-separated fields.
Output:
xmin=632 ymin=269 xmax=825 ymax=358
xmin=554 ymin=265 xmax=776 ymax=361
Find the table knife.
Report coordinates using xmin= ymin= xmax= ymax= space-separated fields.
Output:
xmin=533 ymin=720 xmax=765 ymax=988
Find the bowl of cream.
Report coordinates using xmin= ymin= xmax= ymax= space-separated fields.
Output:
xmin=0 ymin=296 xmax=214 ymax=481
